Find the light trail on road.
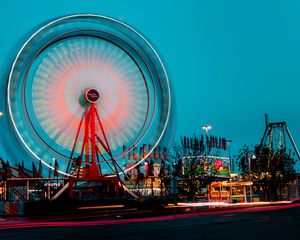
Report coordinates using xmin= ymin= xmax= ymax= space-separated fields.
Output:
xmin=1 ymin=202 xmax=300 ymax=230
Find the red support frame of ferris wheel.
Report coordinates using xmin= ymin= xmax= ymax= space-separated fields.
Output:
xmin=66 ymin=100 xmax=139 ymax=199
xmin=68 ymin=102 xmax=117 ymax=178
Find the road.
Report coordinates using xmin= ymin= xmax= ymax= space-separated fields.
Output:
xmin=1 ymin=203 xmax=300 ymax=240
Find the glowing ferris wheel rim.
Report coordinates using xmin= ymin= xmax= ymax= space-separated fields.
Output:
xmin=7 ymin=14 xmax=171 ymax=176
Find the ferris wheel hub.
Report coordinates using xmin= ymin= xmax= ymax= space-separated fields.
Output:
xmin=85 ymin=88 xmax=100 ymax=104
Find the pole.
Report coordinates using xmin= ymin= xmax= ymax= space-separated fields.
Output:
xmin=244 ymin=185 xmax=247 ymax=203
xmin=230 ymin=178 xmax=232 ymax=203
xmin=202 ymin=125 xmax=212 ymax=202
xmin=248 ymin=154 xmax=253 ymax=203
xmin=228 ymin=140 xmax=232 ymax=172
xmin=47 ymin=181 xmax=51 ymax=200
xmin=151 ymin=177 xmax=154 ymax=196
xmin=227 ymin=140 xmax=233 ymax=202
xmin=26 ymin=181 xmax=30 ymax=201
xmin=4 ymin=181 xmax=7 ymax=201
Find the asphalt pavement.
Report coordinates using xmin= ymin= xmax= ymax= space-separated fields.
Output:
xmin=1 ymin=203 xmax=300 ymax=240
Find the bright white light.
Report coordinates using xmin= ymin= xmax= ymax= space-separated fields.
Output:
xmin=202 ymin=125 xmax=212 ymax=130
xmin=176 ymin=200 xmax=292 ymax=207
xmin=202 ymin=125 xmax=212 ymax=136
xmin=0 ymin=112 xmax=3 ymax=116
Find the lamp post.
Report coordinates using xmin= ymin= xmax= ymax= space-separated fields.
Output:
xmin=172 ymin=162 xmax=177 ymax=196
xmin=202 ymin=125 xmax=212 ymax=202
xmin=226 ymin=140 xmax=232 ymax=173
xmin=202 ymin=125 xmax=212 ymax=136
xmin=226 ymin=140 xmax=232 ymax=202
xmin=248 ymin=153 xmax=256 ymax=203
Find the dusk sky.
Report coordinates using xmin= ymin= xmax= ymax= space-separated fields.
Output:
xmin=1 ymin=0 xmax=300 ymax=159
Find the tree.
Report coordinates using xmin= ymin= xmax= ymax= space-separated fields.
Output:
xmin=171 ymin=136 xmax=220 ymax=199
xmin=236 ymin=144 xmax=296 ymax=201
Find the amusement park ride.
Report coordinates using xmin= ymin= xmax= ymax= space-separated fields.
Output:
xmin=258 ymin=114 xmax=300 ymax=175
xmin=260 ymin=114 xmax=300 ymax=160
xmin=0 ymin=14 xmax=172 ymax=204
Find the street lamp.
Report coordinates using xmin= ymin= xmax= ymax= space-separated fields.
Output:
xmin=202 ymin=125 xmax=212 ymax=202
xmin=202 ymin=125 xmax=212 ymax=136
xmin=0 ymin=111 xmax=3 ymax=117
xmin=248 ymin=153 xmax=256 ymax=203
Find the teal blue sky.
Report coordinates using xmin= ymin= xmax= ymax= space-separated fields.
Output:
xmin=1 ymin=0 xmax=300 ymax=157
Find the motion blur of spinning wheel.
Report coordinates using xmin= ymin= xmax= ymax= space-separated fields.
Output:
xmin=7 ymin=15 xmax=171 ymax=183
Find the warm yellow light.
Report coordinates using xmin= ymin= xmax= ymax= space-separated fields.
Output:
xmin=167 ymin=203 xmax=175 ymax=206
xmin=78 ymin=204 xmax=125 ymax=210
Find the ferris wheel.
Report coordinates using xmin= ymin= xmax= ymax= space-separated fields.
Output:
xmin=7 ymin=14 xmax=171 ymax=178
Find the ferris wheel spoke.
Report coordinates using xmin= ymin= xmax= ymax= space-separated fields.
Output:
xmin=99 ymin=108 xmax=139 ymax=147
xmin=99 ymin=105 xmax=154 ymax=158
xmin=50 ymin=107 xmax=84 ymax=143
xmin=37 ymin=106 xmax=84 ymax=160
